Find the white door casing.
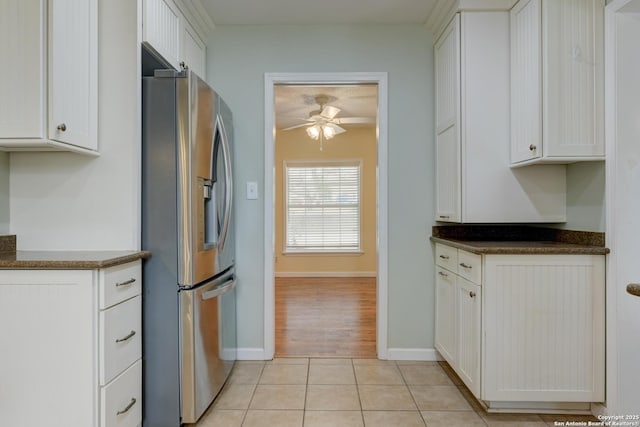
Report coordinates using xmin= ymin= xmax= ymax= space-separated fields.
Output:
xmin=604 ymin=0 xmax=640 ymax=416
xmin=264 ymin=72 xmax=388 ymax=360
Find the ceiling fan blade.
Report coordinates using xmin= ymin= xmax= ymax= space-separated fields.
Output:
xmin=282 ymin=122 xmax=313 ymax=131
xmin=333 ymin=117 xmax=376 ymax=125
xmin=325 ymin=122 xmax=346 ymax=135
xmin=321 ymin=105 xmax=341 ymax=119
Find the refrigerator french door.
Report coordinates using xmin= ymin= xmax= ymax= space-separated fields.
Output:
xmin=142 ymin=68 xmax=236 ymax=427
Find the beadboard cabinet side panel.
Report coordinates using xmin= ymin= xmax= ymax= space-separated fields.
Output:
xmin=0 ymin=270 xmax=97 ymax=427
xmin=483 ymin=254 xmax=605 ymax=402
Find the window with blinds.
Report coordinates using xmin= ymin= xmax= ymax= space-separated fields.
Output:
xmin=285 ymin=161 xmax=361 ymax=253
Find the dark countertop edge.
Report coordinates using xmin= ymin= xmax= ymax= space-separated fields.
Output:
xmin=0 ymin=235 xmax=17 ymax=253
xmin=627 ymin=284 xmax=640 ymax=298
xmin=432 ymin=225 xmax=605 ymax=247
xmin=0 ymin=251 xmax=151 ymax=270
xmin=430 ymin=236 xmax=610 ymax=255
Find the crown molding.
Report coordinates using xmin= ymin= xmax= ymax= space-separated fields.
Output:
xmin=425 ymin=0 xmax=518 ymax=40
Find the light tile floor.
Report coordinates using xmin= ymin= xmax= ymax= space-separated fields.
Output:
xmin=189 ymin=358 xmax=599 ymax=427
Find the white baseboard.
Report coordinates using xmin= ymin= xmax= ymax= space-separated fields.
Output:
xmin=236 ymin=348 xmax=268 ymax=360
xmin=385 ymin=348 xmax=444 ymax=361
xmin=275 ymin=271 xmax=377 ymax=278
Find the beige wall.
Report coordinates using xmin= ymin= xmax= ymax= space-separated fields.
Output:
xmin=275 ymin=126 xmax=377 ymax=275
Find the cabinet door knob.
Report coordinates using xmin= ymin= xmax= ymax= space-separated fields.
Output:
xmin=529 ymin=144 xmax=537 ymax=151
xmin=469 ymin=291 xmax=476 ymax=298
xmin=57 ymin=123 xmax=67 ymax=132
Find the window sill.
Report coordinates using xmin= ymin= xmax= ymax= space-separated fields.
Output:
xmin=282 ymin=251 xmax=364 ymax=257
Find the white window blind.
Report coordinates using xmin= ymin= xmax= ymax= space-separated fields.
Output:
xmin=285 ymin=162 xmax=361 ymax=252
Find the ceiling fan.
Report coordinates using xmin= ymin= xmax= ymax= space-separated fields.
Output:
xmin=282 ymin=94 xmax=375 ymax=146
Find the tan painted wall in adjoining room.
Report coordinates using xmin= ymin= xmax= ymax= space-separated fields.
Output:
xmin=275 ymin=126 xmax=377 ymax=275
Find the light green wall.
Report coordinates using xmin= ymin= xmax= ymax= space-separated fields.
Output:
xmin=207 ymin=24 xmax=435 ymax=352
xmin=554 ymin=162 xmax=606 ymax=232
xmin=0 ymin=152 xmax=8 ymax=234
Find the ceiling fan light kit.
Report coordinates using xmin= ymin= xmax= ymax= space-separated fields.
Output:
xmin=281 ymin=94 xmax=374 ymax=150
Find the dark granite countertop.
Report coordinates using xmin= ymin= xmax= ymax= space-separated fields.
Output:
xmin=0 ymin=236 xmax=150 ymax=269
xmin=431 ymin=226 xmax=609 ymax=255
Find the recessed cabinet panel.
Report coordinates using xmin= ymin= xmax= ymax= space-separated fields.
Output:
xmin=510 ymin=0 xmax=542 ymax=163
xmin=435 ymin=16 xmax=460 ymax=134
xmin=0 ymin=0 xmax=46 ymax=138
xmin=483 ymin=254 xmax=605 ymax=402
xmin=435 ymin=125 xmax=460 ymax=222
xmin=49 ymin=0 xmax=97 ymax=150
xmin=143 ymin=0 xmax=181 ymax=69
xmin=457 ymin=277 xmax=481 ymax=398
xmin=435 ymin=266 xmax=456 ymax=365
xmin=182 ymin=23 xmax=206 ymax=77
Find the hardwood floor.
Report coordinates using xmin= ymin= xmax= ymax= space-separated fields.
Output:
xmin=275 ymin=277 xmax=377 ymax=358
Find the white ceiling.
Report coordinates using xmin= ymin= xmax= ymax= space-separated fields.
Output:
xmin=198 ymin=0 xmax=434 ymax=129
xmin=274 ymin=85 xmax=378 ymax=130
xmin=201 ymin=0 xmax=437 ymax=26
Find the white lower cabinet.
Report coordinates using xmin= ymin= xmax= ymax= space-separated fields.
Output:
xmin=0 ymin=260 xmax=142 ymax=427
xmin=434 ymin=243 xmax=605 ymax=411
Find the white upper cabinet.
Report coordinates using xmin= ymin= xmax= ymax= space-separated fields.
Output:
xmin=510 ymin=0 xmax=605 ymax=166
xmin=434 ymin=11 xmax=566 ymax=223
xmin=143 ymin=0 xmax=208 ymax=77
xmin=0 ymin=0 xmax=98 ymax=154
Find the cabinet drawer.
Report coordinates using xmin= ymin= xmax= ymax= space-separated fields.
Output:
xmin=99 ymin=261 xmax=141 ymax=309
xmin=100 ymin=296 xmax=141 ymax=385
xmin=435 ymin=243 xmax=458 ymax=271
xmin=101 ymin=360 xmax=141 ymax=427
xmin=457 ymin=250 xmax=482 ymax=284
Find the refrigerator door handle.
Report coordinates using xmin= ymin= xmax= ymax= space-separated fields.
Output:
xmin=201 ymin=278 xmax=236 ymax=301
xmin=216 ymin=113 xmax=233 ymax=253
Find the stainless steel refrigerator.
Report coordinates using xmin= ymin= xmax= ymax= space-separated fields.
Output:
xmin=141 ymin=69 xmax=236 ymax=426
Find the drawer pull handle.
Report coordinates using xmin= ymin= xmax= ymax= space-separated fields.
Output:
xmin=469 ymin=291 xmax=476 ymax=298
xmin=460 ymin=263 xmax=472 ymax=269
xmin=117 ymin=398 xmax=137 ymax=416
xmin=439 ymin=254 xmax=450 ymax=260
xmin=115 ymin=278 xmax=136 ymax=287
xmin=438 ymin=271 xmax=448 ymax=277
xmin=439 ymin=215 xmax=450 ymax=219
xmin=115 ymin=330 xmax=136 ymax=343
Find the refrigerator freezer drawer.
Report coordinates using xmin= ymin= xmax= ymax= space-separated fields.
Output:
xmin=180 ymin=271 xmax=237 ymax=423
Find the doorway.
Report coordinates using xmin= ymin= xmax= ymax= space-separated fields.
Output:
xmin=263 ymin=73 xmax=389 ymax=360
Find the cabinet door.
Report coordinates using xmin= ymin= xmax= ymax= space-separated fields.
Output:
xmin=143 ymin=0 xmax=181 ymax=69
xmin=510 ymin=0 xmax=542 ymax=163
xmin=49 ymin=0 xmax=98 ymax=150
xmin=0 ymin=0 xmax=46 ymax=138
xmin=542 ymin=0 xmax=604 ymax=158
xmin=483 ymin=254 xmax=605 ymax=402
xmin=182 ymin=23 xmax=206 ymax=78
xmin=435 ymin=266 xmax=456 ymax=365
xmin=457 ymin=277 xmax=481 ymax=398
xmin=434 ymin=16 xmax=461 ymax=222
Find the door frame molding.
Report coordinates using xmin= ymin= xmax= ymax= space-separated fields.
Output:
xmin=263 ymin=72 xmax=389 ymax=359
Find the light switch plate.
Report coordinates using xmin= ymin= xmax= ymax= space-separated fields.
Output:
xmin=246 ymin=181 xmax=258 ymax=200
